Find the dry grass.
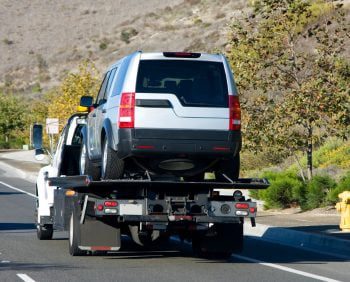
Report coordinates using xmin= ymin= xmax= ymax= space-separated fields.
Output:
xmin=0 ymin=0 xmax=248 ymax=96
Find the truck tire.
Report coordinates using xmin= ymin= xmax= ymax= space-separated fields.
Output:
xmin=35 ymin=186 xmax=53 ymax=240
xmin=79 ymin=142 xmax=100 ymax=180
xmin=69 ymin=207 xmax=87 ymax=256
xmin=192 ymin=235 xmax=232 ymax=259
xmin=215 ymin=153 xmax=240 ymax=181
xmin=101 ymin=137 xmax=124 ymax=180
xmin=37 ymin=224 xmax=53 ymax=240
xmin=192 ymin=223 xmax=243 ymax=259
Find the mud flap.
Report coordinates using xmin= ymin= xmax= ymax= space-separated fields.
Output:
xmin=79 ymin=218 xmax=121 ymax=251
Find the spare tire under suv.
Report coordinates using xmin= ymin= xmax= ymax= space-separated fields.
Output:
xmin=80 ymin=51 xmax=241 ymax=181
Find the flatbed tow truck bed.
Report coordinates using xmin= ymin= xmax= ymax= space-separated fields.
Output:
xmin=45 ymin=175 xmax=269 ymax=258
xmin=48 ymin=175 xmax=269 ymax=190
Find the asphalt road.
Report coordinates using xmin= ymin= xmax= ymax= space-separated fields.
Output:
xmin=0 ymin=166 xmax=349 ymax=282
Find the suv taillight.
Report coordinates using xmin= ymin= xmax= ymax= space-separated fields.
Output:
xmin=229 ymin=95 xmax=241 ymax=131
xmin=118 ymin=92 xmax=135 ymax=128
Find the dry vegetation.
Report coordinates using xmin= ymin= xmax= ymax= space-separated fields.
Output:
xmin=0 ymin=0 xmax=247 ymax=98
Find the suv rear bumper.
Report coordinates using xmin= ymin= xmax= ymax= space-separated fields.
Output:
xmin=117 ymin=129 xmax=241 ymax=159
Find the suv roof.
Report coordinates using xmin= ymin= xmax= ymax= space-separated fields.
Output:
xmin=107 ymin=51 xmax=224 ymax=70
xmin=107 ymin=51 xmax=237 ymax=96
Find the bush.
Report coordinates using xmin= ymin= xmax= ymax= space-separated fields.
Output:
xmin=305 ymin=175 xmax=336 ymax=210
xmin=265 ymin=177 xmax=305 ymax=209
xmin=99 ymin=42 xmax=107 ymax=50
xmin=120 ymin=28 xmax=138 ymax=44
xmin=249 ymin=189 xmax=260 ymax=200
xmin=327 ymin=172 xmax=350 ymax=204
xmin=263 ymin=178 xmax=293 ymax=209
xmin=253 ymin=171 xmax=305 ymax=209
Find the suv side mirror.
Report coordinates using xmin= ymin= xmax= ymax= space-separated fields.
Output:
xmin=32 ymin=124 xmax=46 ymax=161
xmin=80 ymin=96 xmax=94 ymax=107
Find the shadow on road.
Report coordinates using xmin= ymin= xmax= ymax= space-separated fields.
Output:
xmin=0 ymin=192 xmax=23 ymax=196
xmin=101 ymin=237 xmax=191 ymax=260
xmin=0 ymin=262 xmax=75 ymax=272
xmin=0 ymin=223 xmax=35 ymax=231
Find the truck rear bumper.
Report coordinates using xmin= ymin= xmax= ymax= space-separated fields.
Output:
xmin=117 ymin=214 xmax=242 ymax=224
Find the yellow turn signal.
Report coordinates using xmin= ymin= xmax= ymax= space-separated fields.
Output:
xmin=77 ymin=105 xmax=89 ymax=112
xmin=65 ymin=190 xmax=76 ymax=197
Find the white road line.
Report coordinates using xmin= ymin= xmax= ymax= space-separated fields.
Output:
xmin=17 ymin=274 xmax=36 ymax=282
xmin=173 ymin=237 xmax=342 ymax=281
xmin=232 ymin=254 xmax=342 ymax=282
xmin=0 ymin=181 xmax=37 ymax=198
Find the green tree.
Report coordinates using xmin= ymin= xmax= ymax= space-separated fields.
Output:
xmin=46 ymin=61 xmax=100 ymax=129
xmin=227 ymin=0 xmax=349 ymax=180
xmin=0 ymin=92 xmax=28 ymax=147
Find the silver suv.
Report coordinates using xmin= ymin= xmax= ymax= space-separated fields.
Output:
xmin=80 ymin=51 xmax=241 ymax=181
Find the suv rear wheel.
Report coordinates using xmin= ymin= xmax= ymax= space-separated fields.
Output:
xmin=215 ymin=154 xmax=240 ymax=181
xmin=101 ymin=137 xmax=124 ymax=179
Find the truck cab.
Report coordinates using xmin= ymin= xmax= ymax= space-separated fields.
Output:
xmin=35 ymin=113 xmax=87 ymax=239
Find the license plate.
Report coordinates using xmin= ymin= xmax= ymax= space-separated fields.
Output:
xmin=119 ymin=204 xmax=143 ymax=215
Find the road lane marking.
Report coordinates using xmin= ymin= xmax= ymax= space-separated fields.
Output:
xmin=172 ymin=237 xmax=342 ymax=281
xmin=0 ymin=181 xmax=37 ymax=198
xmin=1 ymin=260 xmax=10 ymax=263
xmin=17 ymin=274 xmax=36 ymax=282
xmin=232 ymin=254 xmax=342 ymax=282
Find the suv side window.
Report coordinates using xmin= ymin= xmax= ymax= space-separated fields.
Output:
xmin=96 ymin=71 xmax=111 ymax=106
xmin=111 ymin=55 xmax=133 ymax=97
xmin=105 ymin=67 xmax=117 ymax=99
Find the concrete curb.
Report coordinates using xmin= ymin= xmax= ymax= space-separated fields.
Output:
xmin=245 ymin=223 xmax=350 ymax=259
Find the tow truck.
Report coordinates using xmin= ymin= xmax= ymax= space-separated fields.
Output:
xmin=34 ymin=110 xmax=269 ymax=258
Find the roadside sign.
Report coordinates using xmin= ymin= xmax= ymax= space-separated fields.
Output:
xmin=46 ymin=118 xmax=59 ymax=134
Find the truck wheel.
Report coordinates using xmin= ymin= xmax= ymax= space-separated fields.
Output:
xmin=69 ymin=208 xmax=86 ymax=256
xmin=192 ymin=234 xmax=231 ymax=259
xmin=37 ymin=224 xmax=53 ymax=240
xmin=215 ymin=153 xmax=240 ymax=181
xmin=79 ymin=142 xmax=100 ymax=180
xmin=192 ymin=223 xmax=243 ymax=259
xmin=101 ymin=137 xmax=124 ymax=180
xmin=35 ymin=187 xmax=53 ymax=240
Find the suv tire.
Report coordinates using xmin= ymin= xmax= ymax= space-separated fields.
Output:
xmin=215 ymin=154 xmax=240 ymax=181
xmin=79 ymin=142 xmax=100 ymax=180
xmin=101 ymin=137 xmax=124 ymax=180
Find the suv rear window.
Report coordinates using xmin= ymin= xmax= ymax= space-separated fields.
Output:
xmin=136 ymin=60 xmax=228 ymax=107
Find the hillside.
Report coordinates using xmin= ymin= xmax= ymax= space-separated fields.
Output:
xmin=0 ymin=0 xmax=247 ymax=98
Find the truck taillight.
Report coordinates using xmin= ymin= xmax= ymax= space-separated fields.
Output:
xmin=235 ymin=203 xmax=249 ymax=209
xmin=118 ymin=92 xmax=135 ymax=128
xmin=229 ymin=95 xmax=241 ymax=131
xmin=104 ymin=201 xmax=118 ymax=207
